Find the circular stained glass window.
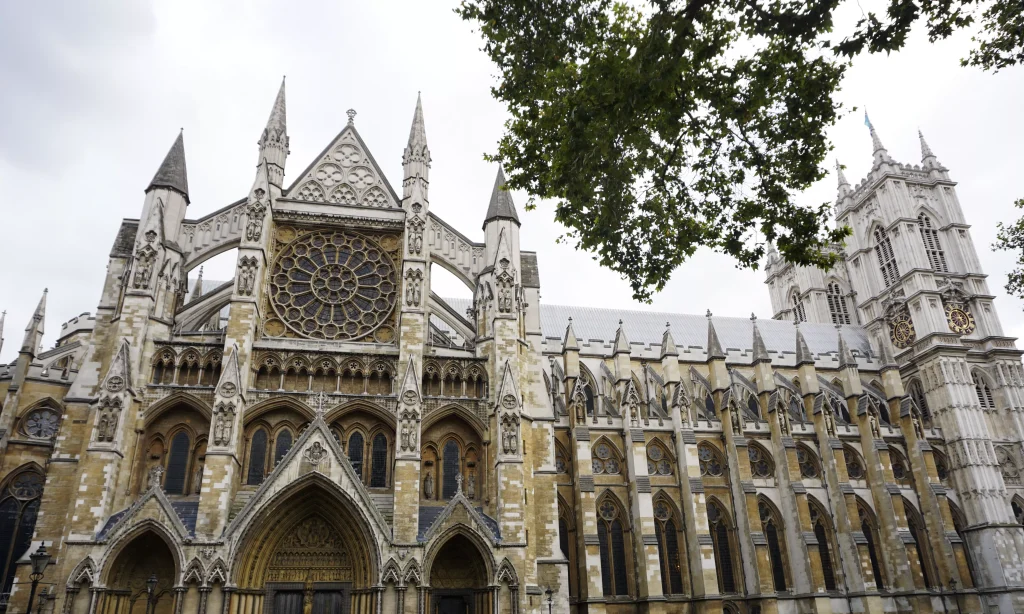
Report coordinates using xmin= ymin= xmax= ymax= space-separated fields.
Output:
xmin=10 ymin=473 xmax=42 ymax=499
xmin=268 ymin=230 xmax=398 ymax=340
xmin=24 ymin=408 xmax=59 ymax=439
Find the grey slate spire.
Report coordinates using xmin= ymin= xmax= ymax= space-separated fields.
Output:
xmin=837 ymin=327 xmax=857 ymax=369
xmin=706 ymin=311 xmax=726 ymax=360
xmin=483 ymin=167 xmax=520 ymax=229
xmin=147 ymin=131 xmax=189 ymax=203
xmin=613 ymin=320 xmax=630 ymax=355
xmin=21 ymin=289 xmax=46 ymax=354
xmin=751 ymin=315 xmax=770 ymax=363
xmin=660 ymin=322 xmax=679 ymax=358
xmin=794 ymin=322 xmax=814 ymax=366
xmin=563 ymin=318 xmax=579 ymax=351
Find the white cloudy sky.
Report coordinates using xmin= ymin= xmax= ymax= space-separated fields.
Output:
xmin=1 ymin=0 xmax=1022 ymax=364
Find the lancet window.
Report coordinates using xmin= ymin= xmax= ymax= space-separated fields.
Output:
xmin=759 ymin=499 xmax=789 ymax=591
xmin=653 ymin=497 xmax=684 ymax=594
xmin=792 ymin=292 xmax=806 ymax=323
xmin=164 ymin=430 xmax=191 ymax=495
xmin=597 ymin=495 xmax=630 ymax=596
xmin=247 ymin=428 xmax=268 ymax=485
xmin=858 ymin=500 xmax=886 ymax=589
xmin=708 ymin=500 xmax=738 ymax=594
xmin=0 ymin=469 xmax=43 ymax=599
xmin=809 ymin=498 xmax=838 ymax=591
xmin=904 ymin=499 xmax=937 ymax=588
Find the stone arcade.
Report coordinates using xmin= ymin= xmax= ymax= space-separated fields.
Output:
xmin=3 ymin=84 xmax=1024 ymax=614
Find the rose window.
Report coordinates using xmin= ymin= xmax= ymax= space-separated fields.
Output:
xmin=269 ymin=230 xmax=398 ymax=340
xmin=24 ymin=408 xmax=59 ymax=439
xmin=10 ymin=473 xmax=43 ymax=499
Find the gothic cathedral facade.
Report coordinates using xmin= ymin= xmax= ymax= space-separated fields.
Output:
xmin=2 ymin=84 xmax=1024 ymax=614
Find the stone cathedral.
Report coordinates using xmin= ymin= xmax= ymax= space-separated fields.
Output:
xmin=2 ymin=81 xmax=1024 ymax=614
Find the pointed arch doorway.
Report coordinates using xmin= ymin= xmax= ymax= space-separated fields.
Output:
xmin=428 ymin=534 xmax=492 ymax=614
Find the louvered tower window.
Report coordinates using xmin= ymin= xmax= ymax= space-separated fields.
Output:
xmin=918 ymin=214 xmax=949 ymax=272
xmin=826 ymin=282 xmax=851 ymax=325
xmin=707 ymin=501 xmax=736 ymax=593
xmin=247 ymin=428 xmax=268 ymax=485
xmin=442 ymin=440 xmax=460 ymax=499
xmin=0 ymin=472 xmax=42 ymax=598
xmin=874 ymin=227 xmax=900 ymax=287
xmin=974 ymin=373 xmax=995 ymax=409
xmin=908 ymin=380 xmax=931 ymax=424
xmin=596 ymin=499 xmax=629 ymax=596
xmin=274 ymin=430 xmax=293 ymax=467
xmin=164 ymin=431 xmax=191 ymax=494
xmin=370 ymin=433 xmax=388 ymax=487
xmin=792 ymin=293 xmax=806 ymax=322
xmin=348 ymin=432 xmax=364 ymax=481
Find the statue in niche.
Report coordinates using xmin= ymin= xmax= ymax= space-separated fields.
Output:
xmin=730 ymin=406 xmax=741 ymax=435
xmin=246 ymin=198 xmax=266 ymax=241
xmin=148 ymin=464 xmax=165 ymax=490
xmin=467 ymin=470 xmax=476 ymax=499
xmin=424 ymin=471 xmax=434 ymax=499
xmin=96 ymin=397 xmax=121 ymax=442
xmin=869 ymin=411 xmax=881 ymax=439
xmin=193 ymin=462 xmax=204 ymax=494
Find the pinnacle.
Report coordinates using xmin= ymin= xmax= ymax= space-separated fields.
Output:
xmin=661 ymin=322 xmax=679 ymax=358
xmin=563 ymin=317 xmax=580 ymax=351
xmin=613 ymin=319 xmax=630 ymax=354
xmin=706 ymin=317 xmax=726 ymax=361
xmin=837 ymin=327 xmax=857 ymax=369
xmin=794 ymin=323 xmax=814 ymax=366
xmin=147 ymin=131 xmax=189 ymax=203
xmin=21 ymin=289 xmax=47 ymax=354
xmin=407 ymin=92 xmax=427 ymax=148
xmin=483 ymin=167 xmax=520 ymax=228
xmin=919 ymin=129 xmax=940 ymax=169
xmin=751 ymin=316 xmax=770 ymax=364
xmin=835 ymin=159 xmax=850 ymax=187
xmin=267 ymin=77 xmax=287 ymax=134
xmin=864 ymin=111 xmax=893 ymax=166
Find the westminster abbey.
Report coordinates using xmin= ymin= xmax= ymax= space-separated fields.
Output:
xmin=2 ymin=81 xmax=1024 ymax=614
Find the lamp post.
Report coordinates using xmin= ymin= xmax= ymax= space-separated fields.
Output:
xmin=145 ymin=574 xmax=158 ymax=614
xmin=544 ymin=587 xmax=553 ymax=614
xmin=26 ymin=545 xmax=50 ymax=614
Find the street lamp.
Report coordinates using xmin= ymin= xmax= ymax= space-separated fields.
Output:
xmin=145 ymin=574 xmax=158 ymax=614
xmin=26 ymin=545 xmax=50 ymax=614
xmin=544 ymin=587 xmax=553 ymax=614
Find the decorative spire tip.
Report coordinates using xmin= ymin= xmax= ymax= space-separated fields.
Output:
xmin=346 ymin=109 xmax=357 ymax=125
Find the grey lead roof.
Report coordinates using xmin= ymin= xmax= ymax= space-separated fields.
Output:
xmin=147 ymin=131 xmax=189 ymax=201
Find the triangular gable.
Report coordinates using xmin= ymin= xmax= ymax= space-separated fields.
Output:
xmin=223 ymin=412 xmax=391 ymax=540
xmin=100 ymin=339 xmax=135 ymax=396
xmin=284 ymin=124 xmax=400 ymax=208
xmin=495 ymin=360 xmax=521 ymax=411
xmin=216 ymin=344 xmax=243 ymax=400
xmin=399 ymin=357 xmax=421 ymax=404
xmin=98 ymin=485 xmax=191 ymax=543
xmin=420 ymin=487 xmax=500 ymax=545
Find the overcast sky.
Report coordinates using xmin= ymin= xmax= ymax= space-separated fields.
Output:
xmin=1 ymin=0 xmax=1022 ymax=364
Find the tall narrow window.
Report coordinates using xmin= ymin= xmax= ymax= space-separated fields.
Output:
xmin=759 ymin=501 xmax=788 ymax=591
xmin=973 ymin=373 xmax=995 ymax=409
xmin=708 ymin=501 xmax=736 ymax=593
xmin=370 ymin=433 xmax=388 ymax=487
xmin=274 ymin=430 xmax=293 ymax=467
xmin=164 ymin=431 xmax=191 ymax=494
xmin=597 ymin=498 xmax=629 ymax=596
xmin=442 ymin=440 xmax=460 ymax=499
xmin=0 ymin=471 xmax=43 ymax=597
xmin=918 ymin=214 xmax=948 ymax=272
xmin=874 ymin=227 xmax=900 ymax=287
xmin=908 ymin=380 xmax=932 ymax=426
xmin=792 ymin=293 xmax=806 ymax=322
xmin=810 ymin=503 xmax=838 ymax=591
xmin=653 ymin=500 xmax=684 ymax=594
xmin=559 ymin=517 xmax=570 ymax=559
xmin=348 ymin=432 xmax=365 ymax=481
xmin=827 ymin=282 xmax=852 ymax=325
xmin=858 ymin=503 xmax=885 ymax=589
xmin=905 ymin=501 xmax=936 ymax=588
xmin=247 ymin=428 xmax=268 ymax=485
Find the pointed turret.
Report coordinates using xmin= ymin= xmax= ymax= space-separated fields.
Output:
xmin=751 ymin=314 xmax=770 ymax=364
xmin=706 ymin=311 xmax=726 ymax=360
xmin=403 ymin=93 xmax=431 ymax=206
xmin=563 ymin=317 xmax=580 ymax=351
xmin=147 ymin=131 xmax=189 ymax=203
xmin=794 ymin=321 xmax=814 ymax=366
xmin=660 ymin=322 xmax=679 ymax=359
xmin=21 ymin=290 xmax=47 ymax=354
xmin=660 ymin=322 xmax=680 ymax=386
xmin=189 ymin=266 xmax=204 ymax=303
xmin=258 ymin=78 xmax=289 ymax=187
xmin=918 ymin=129 xmax=942 ymax=171
xmin=837 ymin=327 xmax=856 ymax=369
xmin=864 ymin=111 xmax=893 ymax=168
xmin=483 ymin=168 xmax=520 ymax=229
xmin=836 ymin=159 xmax=853 ymax=205
xmin=613 ymin=320 xmax=630 ymax=355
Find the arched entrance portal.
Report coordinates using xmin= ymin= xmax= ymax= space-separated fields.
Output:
xmin=429 ymin=535 xmax=490 ymax=614
xmin=232 ymin=481 xmax=378 ymax=614
xmin=102 ymin=531 xmax=178 ymax=614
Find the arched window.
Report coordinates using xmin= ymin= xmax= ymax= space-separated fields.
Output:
xmin=164 ymin=431 xmax=191 ymax=494
xmin=597 ymin=496 xmax=629 ymax=596
xmin=746 ymin=394 xmax=761 ymax=420
xmin=857 ymin=499 xmax=886 ymax=589
xmin=653 ymin=498 xmax=684 ymax=594
xmin=370 ymin=433 xmax=388 ymax=487
xmin=698 ymin=443 xmax=726 ymax=477
xmin=918 ymin=214 xmax=948 ymax=273
xmin=844 ymin=445 xmax=866 ymax=480
xmin=759 ymin=499 xmax=789 ymax=591
xmin=889 ymin=447 xmax=911 ymax=486
xmin=874 ymin=226 xmax=900 ymax=287
xmin=973 ymin=372 xmax=995 ymax=410
xmin=797 ymin=445 xmax=820 ymax=479
xmin=348 ymin=432 xmax=365 ymax=481
xmin=792 ymin=292 xmax=806 ymax=322
xmin=904 ymin=499 xmax=937 ymax=588
xmin=442 ymin=440 xmax=461 ymax=499
xmin=948 ymin=501 xmax=976 ymax=585
xmin=827 ymin=281 xmax=852 ymax=325
xmin=809 ymin=499 xmax=838 ymax=591
xmin=558 ymin=499 xmax=579 ymax=599
xmin=708 ymin=500 xmax=737 ymax=593
xmin=647 ymin=442 xmax=673 ymax=476
xmin=703 ymin=391 xmax=717 ymax=419
xmin=274 ymin=430 xmax=293 ymax=467
xmin=247 ymin=428 xmax=268 ymax=485
xmin=0 ymin=470 xmax=43 ymax=598
xmin=830 ymin=393 xmax=851 ymax=424
xmin=592 ymin=441 xmax=622 ymax=475
xmin=749 ymin=444 xmax=774 ymax=479
xmin=934 ymin=450 xmax=950 ymax=485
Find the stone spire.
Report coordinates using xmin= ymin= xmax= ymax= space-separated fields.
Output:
xmin=258 ymin=78 xmax=289 ymax=186
xmin=189 ymin=266 xmax=204 ymax=303
xmin=837 ymin=326 xmax=856 ymax=369
xmin=706 ymin=311 xmax=726 ymax=360
xmin=403 ymin=93 xmax=430 ymax=205
xmin=563 ymin=317 xmax=579 ymax=351
xmin=612 ymin=320 xmax=630 ymax=355
xmin=794 ymin=321 xmax=814 ymax=366
xmin=751 ymin=314 xmax=770 ymax=363
xmin=919 ymin=129 xmax=941 ymax=170
xmin=660 ymin=322 xmax=679 ymax=358
xmin=875 ymin=334 xmax=897 ymax=370
xmin=864 ymin=111 xmax=893 ymax=167
xmin=147 ymin=131 xmax=189 ymax=203
xmin=21 ymin=289 xmax=47 ymax=354
xmin=483 ymin=167 xmax=520 ymax=229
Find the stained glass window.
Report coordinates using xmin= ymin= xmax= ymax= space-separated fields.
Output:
xmin=349 ymin=432 xmax=365 ymax=482
xmin=797 ymin=447 xmax=819 ymax=479
xmin=760 ymin=502 xmax=788 ymax=591
xmin=247 ymin=428 xmax=268 ymax=485
xmin=23 ymin=407 xmax=59 ymax=439
xmin=274 ymin=430 xmax=293 ymax=467
xmin=845 ymin=447 xmax=865 ymax=480
xmin=859 ymin=504 xmax=885 ymax=589
xmin=647 ymin=444 xmax=673 ymax=476
xmin=442 ymin=440 xmax=460 ymax=499
xmin=749 ymin=445 xmax=774 ymax=479
xmin=810 ymin=504 xmax=837 ymax=591
xmin=698 ymin=443 xmax=724 ymax=477
xmin=708 ymin=502 xmax=736 ymax=593
xmin=164 ymin=431 xmax=191 ymax=495
xmin=370 ymin=433 xmax=388 ymax=487
xmin=0 ymin=472 xmax=42 ymax=599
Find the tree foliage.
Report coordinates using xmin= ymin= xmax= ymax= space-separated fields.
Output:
xmin=457 ymin=0 xmax=1023 ymax=301
xmin=994 ymin=199 xmax=1024 ymax=301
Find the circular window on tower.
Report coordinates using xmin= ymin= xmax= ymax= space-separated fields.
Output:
xmin=268 ymin=230 xmax=399 ymax=340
